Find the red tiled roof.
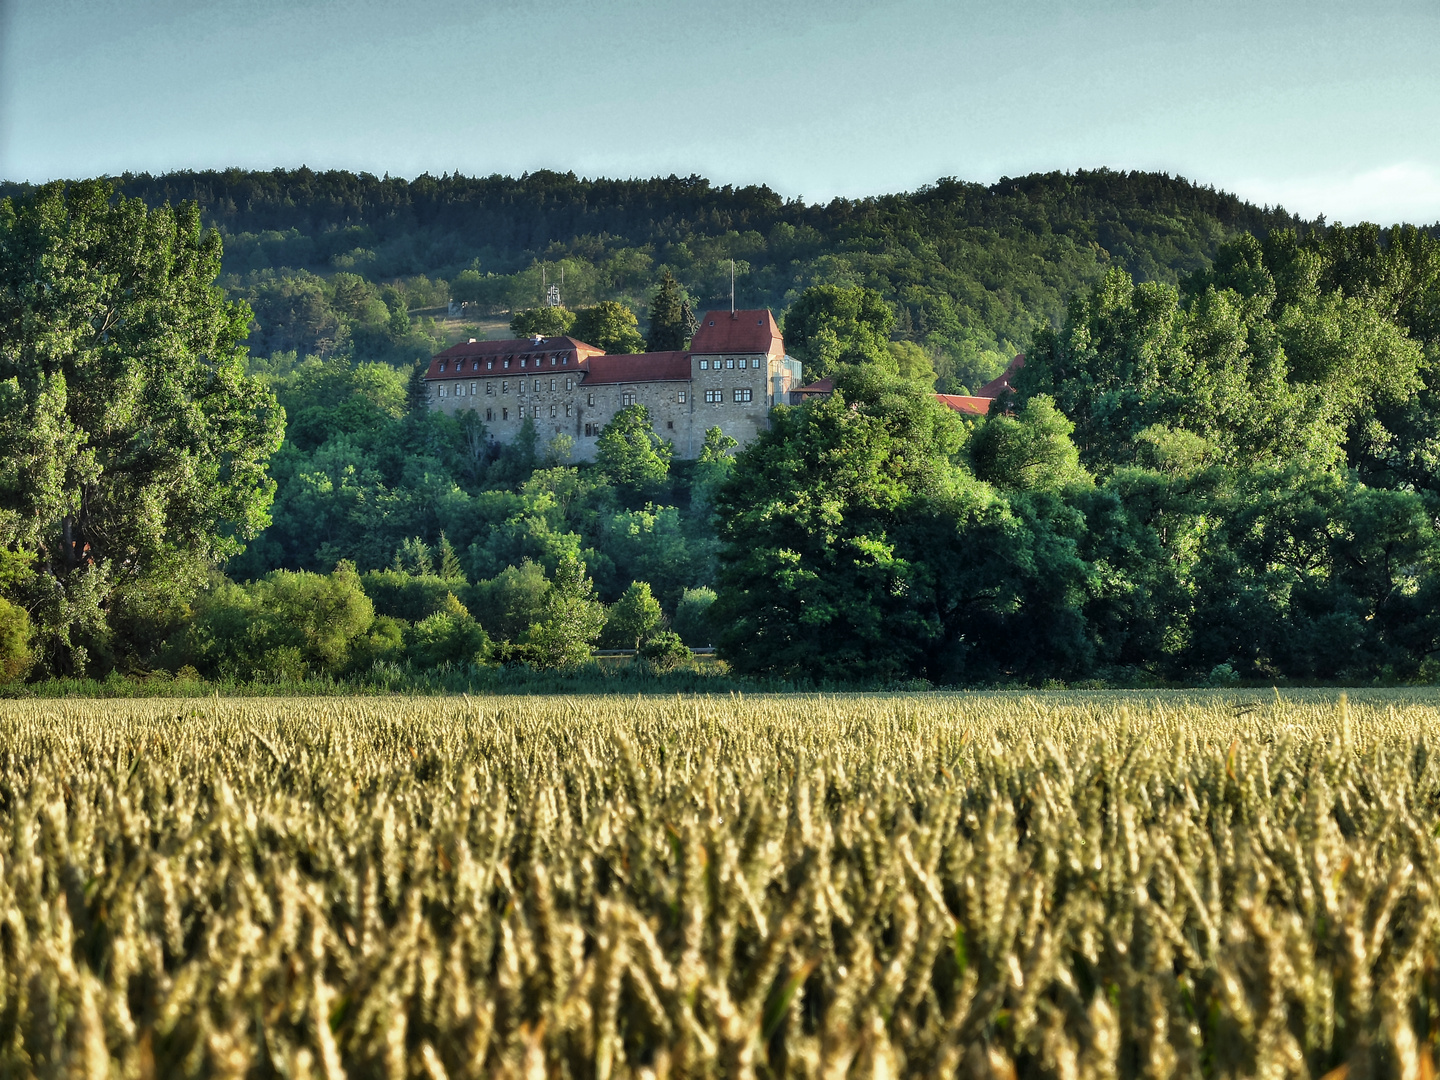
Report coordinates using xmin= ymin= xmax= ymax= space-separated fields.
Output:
xmin=690 ymin=310 xmax=784 ymax=358
xmin=935 ymin=394 xmax=993 ymax=416
xmin=426 ymin=336 xmax=604 ymax=379
xmin=975 ymin=354 xmax=1025 ymax=398
xmin=579 ymin=351 xmax=693 ymax=385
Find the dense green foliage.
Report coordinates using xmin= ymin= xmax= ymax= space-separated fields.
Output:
xmin=0 ymin=182 xmax=285 ymax=677
xmin=716 ymin=226 xmax=1440 ymax=685
xmin=2 ymin=172 xmax=1438 ymax=688
xmin=9 ymin=691 xmax=1440 ymax=1076
xmin=0 ymin=167 xmax=1314 ymax=393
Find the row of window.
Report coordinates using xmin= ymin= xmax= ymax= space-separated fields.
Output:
xmin=439 ymin=353 xmax=571 ymax=373
xmin=705 ymin=388 xmax=753 ymax=403
xmin=442 ymin=384 xmax=751 ymax=405
xmin=699 ymin=358 xmax=764 ymax=370
xmin=438 ymin=378 xmax=577 ymax=398
xmin=484 ymin=403 xmax=574 ymax=422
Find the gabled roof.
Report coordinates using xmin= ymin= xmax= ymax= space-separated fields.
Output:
xmin=975 ymin=354 xmax=1025 ymax=398
xmin=690 ymin=310 xmax=784 ymax=358
xmin=579 ymin=351 xmax=693 ymax=385
xmin=426 ymin=336 xmax=604 ymax=379
xmin=935 ymin=394 xmax=993 ymax=417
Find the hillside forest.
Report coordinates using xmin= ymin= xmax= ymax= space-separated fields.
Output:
xmin=0 ymin=170 xmax=1438 ymax=688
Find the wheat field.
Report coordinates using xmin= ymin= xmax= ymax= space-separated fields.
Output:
xmin=3 ymin=690 xmax=1440 ymax=1079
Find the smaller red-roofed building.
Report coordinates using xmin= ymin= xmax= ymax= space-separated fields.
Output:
xmin=791 ymin=354 xmax=1025 ymax=417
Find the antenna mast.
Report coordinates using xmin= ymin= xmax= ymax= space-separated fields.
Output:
xmin=730 ymin=259 xmax=735 ymax=313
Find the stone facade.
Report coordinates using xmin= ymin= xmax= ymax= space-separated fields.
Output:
xmin=424 ymin=310 xmax=802 ymax=460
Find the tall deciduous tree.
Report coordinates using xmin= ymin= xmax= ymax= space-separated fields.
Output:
xmin=571 ymin=302 xmax=646 ymax=354
xmin=0 ymin=181 xmax=285 ymax=674
xmin=524 ymin=554 xmax=605 ymax=668
xmin=781 ymin=285 xmax=897 ymax=380
xmin=510 ymin=307 xmax=575 ymax=338
xmin=603 ymin=580 xmax=664 ymax=649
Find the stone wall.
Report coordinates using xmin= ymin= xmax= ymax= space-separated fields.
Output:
xmin=427 ymin=351 xmax=802 ymax=462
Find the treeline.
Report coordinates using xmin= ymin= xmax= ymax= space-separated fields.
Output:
xmin=713 ymin=225 xmax=1440 ymax=685
xmin=4 ymin=179 xmax=1440 ymax=690
xmin=0 ymin=167 xmax=1320 ymax=393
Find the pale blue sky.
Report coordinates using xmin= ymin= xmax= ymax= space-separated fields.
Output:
xmin=5 ymin=0 xmax=1439 ymax=224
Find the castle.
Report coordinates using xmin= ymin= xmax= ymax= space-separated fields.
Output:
xmin=424 ymin=309 xmax=804 ymax=460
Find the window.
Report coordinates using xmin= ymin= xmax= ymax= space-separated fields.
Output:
xmin=551 ymin=356 xmax=558 ymax=365
xmin=667 ymin=420 xmax=674 ymax=430
xmin=487 ymin=360 xmax=494 ymax=370
xmin=470 ymin=382 xmax=476 ymax=395
xmin=487 ymin=382 xmax=494 ymax=395
xmin=752 ymin=358 xmax=762 ymax=368
xmin=677 ymin=390 xmax=687 ymax=403
xmin=725 ymin=359 xmax=735 ymax=369
xmin=486 ymin=408 xmax=493 ymax=421
xmin=439 ymin=362 xmax=446 ymax=372
xmin=587 ymin=393 xmax=595 ymax=406
xmin=562 ymin=356 xmax=568 ymax=365
xmin=734 ymin=388 xmax=753 ymax=403
xmin=565 ymin=403 xmax=572 ymax=417
xmin=440 ymin=385 xmax=447 ymax=397
xmin=566 ymin=378 xmax=573 ymax=391
xmin=519 ymin=380 xmax=526 ymax=394
xmin=699 ymin=359 xmax=709 ymax=370
xmin=502 ymin=381 xmax=509 ymax=394
xmin=549 ymin=379 xmax=555 ymax=391
xmin=520 ymin=357 xmax=527 ymax=368
xmin=621 ymin=391 xmax=636 ymax=406
xmin=534 ymin=379 xmax=540 ymax=392
xmin=705 ymin=389 xmax=723 ymax=403
xmin=584 ymin=422 xmax=595 ymax=436
xmin=550 ymin=404 xmax=557 ymax=418
xmin=503 ymin=359 xmax=511 ymax=369
xmin=502 ymin=408 xmax=509 ymax=420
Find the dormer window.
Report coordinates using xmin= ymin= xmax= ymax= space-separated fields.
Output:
xmin=439 ymin=362 xmax=446 ymax=372
xmin=503 ymin=360 xmax=510 ymax=369
xmin=487 ymin=360 xmax=494 ymax=370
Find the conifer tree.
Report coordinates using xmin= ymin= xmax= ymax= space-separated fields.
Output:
xmin=647 ymin=269 xmax=690 ymax=352
xmin=437 ymin=533 xmax=464 ymax=581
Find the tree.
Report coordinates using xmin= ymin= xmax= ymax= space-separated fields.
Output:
xmin=523 ymin=554 xmax=605 ymax=668
xmin=603 ymin=580 xmax=664 ymax=649
xmin=437 ymin=532 xmax=464 ymax=581
xmin=672 ymin=586 xmax=716 ymax=646
xmin=596 ymin=405 xmax=672 ymax=489
xmin=967 ymin=395 xmax=1092 ymax=492
xmin=698 ymin=426 xmax=739 ymax=463
xmin=0 ymin=596 xmax=30 ymax=683
xmin=571 ymin=302 xmax=646 ymax=354
xmin=638 ymin=629 xmax=691 ymax=670
xmin=647 ymin=269 xmax=692 ymax=351
xmin=781 ymin=285 xmax=897 ymax=380
xmin=404 ymin=593 xmax=490 ymax=670
xmin=0 ymin=181 xmax=285 ymax=675
xmin=510 ymin=307 xmax=575 ymax=338
xmin=165 ymin=562 xmax=375 ymax=680
xmin=889 ymin=340 xmax=939 ymax=386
